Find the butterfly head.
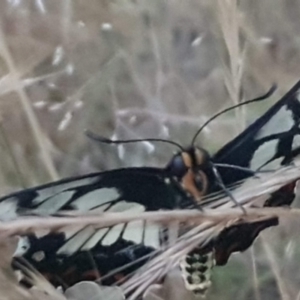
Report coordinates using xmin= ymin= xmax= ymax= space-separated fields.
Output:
xmin=166 ymin=147 xmax=213 ymax=201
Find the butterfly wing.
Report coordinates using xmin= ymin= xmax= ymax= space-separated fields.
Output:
xmin=1 ymin=167 xmax=193 ymax=216
xmin=5 ymin=167 xmax=195 ymax=287
xmin=213 ymin=216 xmax=279 ymax=265
xmin=204 ymin=82 xmax=300 ymax=270
xmin=213 ymin=80 xmax=300 ymax=186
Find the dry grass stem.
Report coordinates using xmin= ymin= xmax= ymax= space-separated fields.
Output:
xmin=261 ymin=238 xmax=291 ymax=300
xmin=217 ymin=0 xmax=245 ymax=128
xmin=0 ymin=28 xmax=58 ymax=181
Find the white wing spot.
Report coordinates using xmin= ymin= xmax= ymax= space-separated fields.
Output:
xmin=250 ymin=140 xmax=278 ymax=170
xmin=259 ymin=157 xmax=283 ymax=170
xmin=14 ymin=237 xmax=30 ymax=256
xmin=62 ymin=225 xmax=85 ymax=239
xmin=292 ymin=135 xmax=300 ymax=150
xmin=255 ymin=106 xmax=294 ymax=140
xmin=34 ymin=190 xmax=75 ymax=214
xmin=81 ymin=228 xmax=110 ymax=250
xmin=122 ymin=220 xmax=144 ymax=244
xmin=143 ymin=222 xmax=160 ymax=249
xmin=57 ymin=226 xmax=95 ymax=255
xmin=32 ymin=177 xmax=100 ymax=205
xmin=120 ymin=203 xmax=145 ymax=244
xmin=164 ymin=178 xmax=171 ymax=185
xmin=108 ymin=201 xmax=144 ymax=212
xmin=0 ymin=198 xmax=18 ymax=221
xmin=101 ymin=224 xmax=125 ymax=246
xmin=72 ymin=188 xmax=120 ymax=211
xmin=90 ymin=203 xmax=111 ymax=213
xmin=32 ymin=251 xmax=45 ymax=262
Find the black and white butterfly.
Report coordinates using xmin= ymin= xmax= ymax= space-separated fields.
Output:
xmin=3 ymin=81 xmax=300 ymax=294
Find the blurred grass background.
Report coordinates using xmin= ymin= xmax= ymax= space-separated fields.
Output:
xmin=0 ymin=0 xmax=300 ymax=299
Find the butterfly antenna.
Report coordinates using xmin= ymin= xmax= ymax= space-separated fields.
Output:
xmin=210 ymin=162 xmax=246 ymax=214
xmin=85 ymin=130 xmax=185 ymax=151
xmin=191 ymin=84 xmax=277 ymax=145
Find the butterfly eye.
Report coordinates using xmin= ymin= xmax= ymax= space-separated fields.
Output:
xmin=167 ymin=155 xmax=188 ymax=177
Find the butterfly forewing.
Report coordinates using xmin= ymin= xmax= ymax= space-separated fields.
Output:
xmin=1 ymin=167 xmax=194 ymax=215
xmin=213 ymin=80 xmax=300 ymax=185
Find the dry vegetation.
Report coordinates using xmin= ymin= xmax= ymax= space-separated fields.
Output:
xmin=0 ymin=0 xmax=300 ymax=299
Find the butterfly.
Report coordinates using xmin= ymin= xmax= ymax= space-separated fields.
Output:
xmin=3 ymin=80 xmax=300 ymax=296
